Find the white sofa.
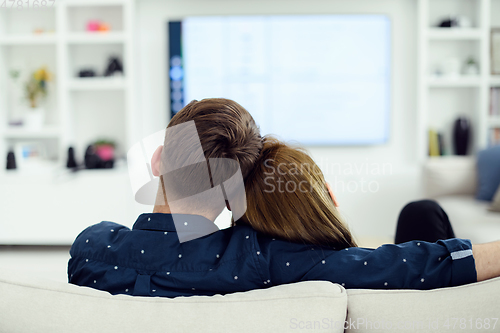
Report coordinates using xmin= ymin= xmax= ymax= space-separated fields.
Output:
xmin=1 ymin=269 xmax=499 ymax=333
xmin=423 ymin=156 xmax=500 ymax=244
xmin=2 ymin=157 xmax=499 ymax=332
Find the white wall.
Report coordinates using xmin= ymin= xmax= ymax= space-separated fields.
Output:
xmin=135 ymin=0 xmax=423 ymax=244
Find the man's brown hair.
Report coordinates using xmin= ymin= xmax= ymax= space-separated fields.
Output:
xmin=167 ymin=98 xmax=262 ymax=180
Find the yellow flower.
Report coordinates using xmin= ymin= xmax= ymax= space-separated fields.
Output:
xmin=33 ymin=66 xmax=52 ymax=82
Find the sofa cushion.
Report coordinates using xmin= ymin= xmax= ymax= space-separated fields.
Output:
xmin=423 ymin=156 xmax=477 ymax=198
xmin=0 ymin=270 xmax=347 ymax=333
xmin=436 ymin=196 xmax=500 ymax=244
xmin=489 ymin=185 xmax=500 ymax=212
xmin=346 ymin=276 xmax=500 ymax=333
xmin=476 ymin=146 xmax=500 ymax=201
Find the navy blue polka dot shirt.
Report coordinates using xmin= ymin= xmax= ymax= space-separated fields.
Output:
xmin=68 ymin=213 xmax=477 ymax=297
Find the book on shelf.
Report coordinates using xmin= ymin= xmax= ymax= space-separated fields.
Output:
xmin=490 ymin=88 xmax=500 ymax=116
xmin=489 ymin=128 xmax=500 ymax=147
xmin=429 ymin=129 xmax=441 ymax=156
xmin=437 ymin=133 xmax=445 ymax=156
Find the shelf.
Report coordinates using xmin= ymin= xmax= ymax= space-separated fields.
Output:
xmin=0 ymin=161 xmax=61 ymax=178
xmin=2 ymin=126 xmax=61 ymax=139
xmin=0 ymin=161 xmax=127 ymax=179
xmin=0 ymin=32 xmax=125 ymax=46
xmin=0 ymin=34 xmax=57 ymax=45
xmin=427 ymin=28 xmax=482 ymax=40
xmin=489 ymin=117 xmax=500 ymax=127
xmin=65 ymin=0 xmax=127 ymax=6
xmin=428 ymin=76 xmax=481 ymax=87
xmin=66 ymin=32 xmax=125 ymax=44
xmin=490 ymin=76 xmax=500 ymax=86
xmin=68 ymin=77 xmax=126 ymax=91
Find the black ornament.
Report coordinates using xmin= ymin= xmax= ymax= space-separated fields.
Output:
xmin=84 ymin=145 xmax=100 ymax=169
xmin=453 ymin=117 xmax=471 ymax=155
xmin=6 ymin=150 xmax=16 ymax=170
xmin=438 ymin=18 xmax=458 ymax=28
xmin=104 ymin=57 xmax=124 ymax=77
xmin=67 ymin=147 xmax=77 ymax=168
xmin=84 ymin=145 xmax=115 ymax=169
xmin=78 ymin=69 xmax=96 ymax=78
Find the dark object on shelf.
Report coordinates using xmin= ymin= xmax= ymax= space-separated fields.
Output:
xmin=84 ymin=145 xmax=99 ymax=169
xmin=6 ymin=150 xmax=16 ymax=170
xmin=453 ymin=117 xmax=471 ymax=155
xmin=8 ymin=120 xmax=23 ymax=127
xmin=104 ymin=57 xmax=123 ymax=77
xmin=66 ymin=147 xmax=77 ymax=169
xmin=84 ymin=145 xmax=114 ymax=169
xmin=437 ymin=133 xmax=445 ymax=156
xmin=438 ymin=18 xmax=458 ymax=28
xmin=78 ymin=69 xmax=96 ymax=78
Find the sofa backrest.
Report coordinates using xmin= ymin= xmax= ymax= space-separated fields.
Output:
xmin=2 ymin=268 xmax=499 ymax=333
xmin=346 ymin=276 xmax=500 ymax=333
xmin=0 ymin=270 xmax=347 ymax=333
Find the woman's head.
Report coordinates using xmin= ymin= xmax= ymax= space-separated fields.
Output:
xmin=239 ymin=137 xmax=357 ymax=249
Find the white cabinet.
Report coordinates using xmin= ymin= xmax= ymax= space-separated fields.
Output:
xmin=0 ymin=0 xmax=141 ymax=244
xmin=417 ymin=0 xmax=500 ymax=160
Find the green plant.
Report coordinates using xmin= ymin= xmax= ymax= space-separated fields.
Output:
xmin=466 ymin=57 xmax=477 ymax=65
xmin=25 ymin=66 xmax=52 ymax=108
xmin=94 ymin=139 xmax=116 ymax=147
xmin=9 ymin=69 xmax=20 ymax=80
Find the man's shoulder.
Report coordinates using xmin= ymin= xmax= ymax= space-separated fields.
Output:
xmin=70 ymin=221 xmax=130 ymax=253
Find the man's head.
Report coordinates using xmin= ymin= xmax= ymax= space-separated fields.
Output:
xmin=151 ymin=98 xmax=262 ymax=221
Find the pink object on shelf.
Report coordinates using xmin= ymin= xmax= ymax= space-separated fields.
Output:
xmin=98 ymin=23 xmax=110 ymax=32
xmin=87 ymin=20 xmax=100 ymax=32
xmin=95 ymin=145 xmax=114 ymax=161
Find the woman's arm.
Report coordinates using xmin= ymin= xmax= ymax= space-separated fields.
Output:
xmin=472 ymin=241 xmax=500 ymax=281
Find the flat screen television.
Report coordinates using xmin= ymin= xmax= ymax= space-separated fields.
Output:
xmin=168 ymin=15 xmax=391 ymax=145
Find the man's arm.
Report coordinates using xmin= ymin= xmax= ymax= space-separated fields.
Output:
xmin=472 ymin=241 xmax=500 ymax=282
xmin=265 ymin=237 xmax=477 ymax=289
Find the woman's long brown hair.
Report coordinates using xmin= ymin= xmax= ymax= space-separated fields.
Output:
xmin=237 ymin=137 xmax=357 ymax=249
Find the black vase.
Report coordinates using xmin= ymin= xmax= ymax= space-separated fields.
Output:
xmin=67 ymin=147 xmax=77 ymax=169
xmin=84 ymin=145 xmax=114 ymax=169
xmin=453 ymin=117 xmax=471 ymax=155
xmin=6 ymin=150 xmax=16 ymax=170
xmin=104 ymin=57 xmax=123 ymax=77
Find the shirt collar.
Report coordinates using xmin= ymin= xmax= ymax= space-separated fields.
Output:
xmin=133 ymin=213 xmax=214 ymax=232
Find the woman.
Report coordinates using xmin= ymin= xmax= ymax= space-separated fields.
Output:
xmin=239 ymin=137 xmax=456 ymax=248
xmin=233 ymin=136 xmax=477 ymax=290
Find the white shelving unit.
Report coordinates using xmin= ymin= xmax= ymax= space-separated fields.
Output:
xmin=490 ymin=116 xmax=500 ymax=126
xmin=3 ymin=126 xmax=61 ymax=139
xmin=67 ymin=77 xmax=127 ymax=91
xmin=427 ymin=27 xmax=482 ymax=40
xmin=0 ymin=34 xmax=58 ymax=45
xmin=0 ymin=0 xmax=136 ymax=172
xmin=490 ymin=75 xmax=500 ymax=85
xmin=427 ymin=76 xmax=482 ymax=87
xmin=417 ymin=0 xmax=499 ymax=160
xmin=66 ymin=31 xmax=126 ymax=44
xmin=0 ymin=0 xmax=140 ymax=244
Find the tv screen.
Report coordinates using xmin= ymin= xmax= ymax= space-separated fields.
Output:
xmin=168 ymin=15 xmax=391 ymax=145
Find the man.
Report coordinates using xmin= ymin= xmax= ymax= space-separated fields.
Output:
xmin=68 ymin=98 xmax=263 ymax=296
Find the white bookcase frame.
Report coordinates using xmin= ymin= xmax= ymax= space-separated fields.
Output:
xmin=417 ymin=0 xmax=499 ymax=160
xmin=0 ymin=0 xmax=141 ymax=245
xmin=0 ymin=0 xmax=137 ymax=174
